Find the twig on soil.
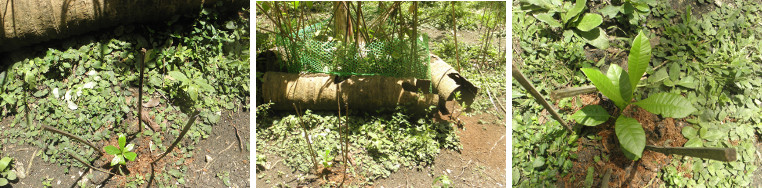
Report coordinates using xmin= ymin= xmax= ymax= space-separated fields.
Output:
xmin=42 ymin=125 xmax=105 ymax=156
xmin=601 ymin=167 xmax=612 ymax=188
xmin=489 ymin=134 xmax=505 ymax=154
xmin=232 ymin=124 xmax=243 ymax=151
xmin=458 ymin=159 xmax=473 ymax=178
xmin=66 ymin=150 xmax=117 ymax=176
xmin=26 ymin=149 xmax=37 ymax=176
xmin=151 ymin=110 xmax=200 ymax=164
xmin=219 ymin=142 xmax=235 ymax=154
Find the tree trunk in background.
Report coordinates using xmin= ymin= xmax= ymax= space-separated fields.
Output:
xmin=333 ymin=1 xmax=353 ymax=41
xmin=0 ymin=0 xmax=247 ymax=52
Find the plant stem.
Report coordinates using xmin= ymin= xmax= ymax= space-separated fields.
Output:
xmin=138 ymin=48 xmax=146 ymax=133
xmin=66 ymin=150 xmax=116 ymax=176
xmin=151 ymin=110 xmax=200 ymax=164
xmin=451 ymin=2 xmax=461 ymax=72
xmin=42 ymin=125 xmax=105 ymax=156
xmin=512 ymin=63 xmax=573 ymax=132
xmin=293 ymin=103 xmax=320 ymax=173
xmin=644 ymin=145 xmax=737 ymax=162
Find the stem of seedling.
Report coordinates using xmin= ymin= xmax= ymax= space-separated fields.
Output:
xmin=293 ymin=103 xmax=320 ymax=174
xmin=42 ymin=125 xmax=105 ymax=156
xmin=644 ymin=145 xmax=737 ymax=162
xmin=138 ymin=48 xmax=146 ymax=133
xmin=151 ymin=110 xmax=200 ymax=164
xmin=512 ymin=63 xmax=573 ymax=132
xmin=66 ymin=150 xmax=117 ymax=176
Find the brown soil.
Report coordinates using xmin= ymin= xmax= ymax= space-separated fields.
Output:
xmin=255 ymin=106 xmax=507 ymax=187
xmin=0 ymin=107 xmax=250 ymax=188
xmin=558 ymin=94 xmax=690 ymax=187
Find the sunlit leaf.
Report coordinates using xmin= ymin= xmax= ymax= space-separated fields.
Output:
xmin=570 ymin=105 xmax=610 ymax=126
xmin=575 ymin=13 xmax=602 ymax=31
xmin=581 ymin=68 xmax=626 ymax=108
xmin=634 ymin=92 xmax=696 ymax=118
xmin=534 ymin=13 xmax=563 ymax=28
xmin=616 ymin=116 xmax=645 ymax=160
xmin=628 ymin=31 xmax=651 ymax=89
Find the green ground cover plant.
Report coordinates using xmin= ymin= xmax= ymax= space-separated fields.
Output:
xmin=519 ymin=0 xmax=608 ymax=49
xmin=514 ymin=0 xmax=762 ymax=186
xmin=0 ymin=2 xmax=249 ymax=187
xmin=0 ymin=157 xmax=16 ymax=186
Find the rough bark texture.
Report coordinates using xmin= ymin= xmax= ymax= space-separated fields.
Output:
xmin=429 ymin=54 xmax=478 ymax=114
xmin=261 ymin=72 xmax=438 ymax=114
xmin=0 ymin=0 xmax=246 ymax=52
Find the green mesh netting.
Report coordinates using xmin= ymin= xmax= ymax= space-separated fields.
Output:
xmin=275 ymin=21 xmax=431 ymax=79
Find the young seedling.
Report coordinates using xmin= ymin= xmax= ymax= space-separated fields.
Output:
xmin=574 ymin=31 xmax=697 ymax=160
xmin=319 ymin=148 xmax=334 ymax=169
xmin=104 ymin=134 xmax=137 ymax=167
xmin=0 ymin=157 xmax=16 ymax=186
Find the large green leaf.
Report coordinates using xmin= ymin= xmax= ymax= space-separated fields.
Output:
xmin=104 ymin=145 xmax=121 ymax=155
xmin=615 ymin=116 xmax=645 ymax=160
xmin=168 ymin=71 xmax=190 ymax=83
xmin=627 ymin=31 xmax=651 ymax=89
xmin=0 ymin=178 xmax=7 ymax=186
xmin=606 ymin=64 xmax=632 ymax=103
xmin=0 ymin=157 xmax=11 ymax=171
xmin=124 ymin=151 xmax=137 ymax=161
xmin=575 ymin=27 xmax=609 ymax=49
xmin=534 ymin=13 xmax=563 ymax=28
xmin=633 ymin=92 xmax=696 ymax=118
xmin=118 ymin=134 xmax=126 ymax=149
xmin=570 ymin=105 xmax=610 ymax=126
xmin=563 ymin=0 xmax=586 ymax=24
xmin=581 ymin=68 xmax=627 ymax=108
xmin=575 ymin=13 xmax=602 ymax=31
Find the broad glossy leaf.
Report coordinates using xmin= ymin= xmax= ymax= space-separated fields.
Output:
xmin=628 ymin=31 xmax=651 ymax=89
xmin=634 ymin=93 xmax=696 ymax=118
xmin=0 ymin=178 xmax=7 ymax=186
xmin=7 ymin=171 xmax=15 ymax=180
xmin=563 ymin=0 xmax=586 ymax=23
xmin=111 ymin=155 xmax=123 ymax=166
xmin=575 ymin=13 xmax=602 ymax=31
xmin=168 ymin=71 xmax=189 ymax=83
xmin=684 ymin=137 xmax=703 ymax=147
xmin=534 ymin=13 xmax=563 ymax=28
xmin=193 ymin=78 xmax=215 ymax=92
xmin=118 ymin=134 xmax=126 ymax=149
xmin=599 ymin=5 xmax=621 ymax=18
xmin=682 ymin=126 xmax=697 ymax=138
xmin=0 ymin=157 xmax=11 ymax=171
xmin=570 ymin=105 xmax=610 ymax=126
xmin=676 ymin=76 xmax=697 ymax=89
xmin=615 ymin=116 xmax=645 ymax=160
xmin=188 ymin=84 xmax=199 ymax=101
xmin=124 ymin=143 xmax=134 ymax=152
xmin=104 ymin=145 xmax=121 ymax=155
xmin=607 ymin=64 xmax=632 ymax=102
xmin=581 ymin=68 xmax=626 ymax=108
xmin=124 ymin=152 xmax=137 ymax=161
xmin=575 ymin=27 xmax=609 ymax=49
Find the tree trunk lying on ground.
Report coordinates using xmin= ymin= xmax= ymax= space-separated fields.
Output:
xmin=429 ymin=54 xmax=479 ymax=114
xmin=0 ymin=0 xmax=246 ymax=52
xmin=260 ymin=72 xmax=438 ymax=114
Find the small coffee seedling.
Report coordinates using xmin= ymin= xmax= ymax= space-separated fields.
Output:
xmin=104 ymin=134 xmax=138 ymax=166
xmin=574 ymin=31 xmax=696 ymax=160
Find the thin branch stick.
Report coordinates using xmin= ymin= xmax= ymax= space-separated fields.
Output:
xmin=489 ymin=134 xmax=505 ymax=154
xmin=644 ymin=145 xmax=737 ymax=162
xmin=512 ymin=63 xmax=573 ymax=132
xmin=42 ymin=125 xmax=105 ymax=156
xmin=151 ymin=110 xmax=200 ymax=164
xmin=452 ymin=2 xmax=461 ymax=72
xmin=293 ymin=103 xmax=320 ymax=173
xmin=66 ymin=150 xmax=117 ymax=176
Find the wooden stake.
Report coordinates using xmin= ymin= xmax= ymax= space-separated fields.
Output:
xmin=512 ymin=63 xmax=573 ymax=132
xmin=42 ymin=125 xmax=105 ymax=156
xmin=151 ymin=110 xmax=200 ymax=164
xmin=645 ymin=145 xmax=737 ymax=162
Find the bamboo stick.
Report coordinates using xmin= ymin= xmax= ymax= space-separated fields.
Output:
xmin=645 ymin=145 xmax=737 ymax=162
xmin=512 ymin=63 xmax=573 ymax=132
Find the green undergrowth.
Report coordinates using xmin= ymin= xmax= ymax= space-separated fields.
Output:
xmin=256 ymin=106 xmax=461 ymax=184
xmin=514 ymin=0 xmax=762 ymax=187
xmin=0 ymin=2 xmax=249 ymax=186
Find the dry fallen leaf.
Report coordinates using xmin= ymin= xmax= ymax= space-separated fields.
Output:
xmin=142 ymin=98 xmax=160 ymax=108
xmin=141 ymin=110 xmax=160 ymax=131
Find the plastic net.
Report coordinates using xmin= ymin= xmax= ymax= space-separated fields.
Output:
xmin=275 ymin=21 xmax=431 ymax=79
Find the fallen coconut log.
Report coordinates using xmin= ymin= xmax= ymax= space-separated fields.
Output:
xmin=260 ymin=72 xmax=438 ymax=114
xmin=429 ymin=54 xmax=479 ymax=114
xmin=0 ymin=0 xmax=246 ymax=52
